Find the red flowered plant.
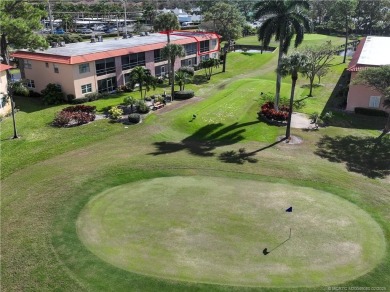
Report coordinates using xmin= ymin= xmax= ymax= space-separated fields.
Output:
xmin=260 ymin=102 xmax=289 ymax=121
xmin=53 ymin=105 xmax=96 ymax=127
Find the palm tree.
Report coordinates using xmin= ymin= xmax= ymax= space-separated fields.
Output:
xmin=175 ymin=71 xmax=192 ymax=91
xmin=254 ymin=0 xmax=311 ymax=110
xmin=277 ymin=52 xmax=309 ymax=140
xmin=126 ymin=67 xmax=156 ymax=100
xmin=153 ymin=12 xmax=180 ymax=43
xmin=161 ymin=44 xmax=186 ymax=100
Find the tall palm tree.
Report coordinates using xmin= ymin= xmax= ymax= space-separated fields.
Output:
xmin=161 ymin=44 xmax=186 ymax=100
xmin=254 ymin=0 xmax=311 ymax=110
xmin=153 ymin=12 xmax=180 ymax=43
xmin=175 ymin=70 xmax=192 ymax=91
xmin=277 ymin=52 xmax=309 ymax=140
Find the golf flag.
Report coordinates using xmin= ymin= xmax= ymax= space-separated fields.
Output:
xmin=286 ymin=206 xmax=292 ymax=212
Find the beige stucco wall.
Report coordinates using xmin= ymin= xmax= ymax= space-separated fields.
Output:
xmin=73 ymin=62 xmax=97 ymax=97
xmin=347 ymin=72 xmax=390 ymax=112
xmin=0 ymin=70 xmax=11 ymax=116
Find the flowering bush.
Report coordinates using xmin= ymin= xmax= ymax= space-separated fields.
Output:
xmin=53 ymin=105 xmax=96 ymax=127
xmin=260 ymin=102 xmax=289 ymax=121
xmin=108 ymin=106 xmax=123 ymax=120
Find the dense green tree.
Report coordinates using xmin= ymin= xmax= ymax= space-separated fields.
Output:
xmin=1 ymin=0 xmax=48 ymax=139
xmin=0 ymin=0 xmax=48 ymax=66
xmin=142 ymin=1 xmax=157 ymax=26
xmin=254 ymin=0 xmax=311 ymax=110
xmin=277 ymin=53 xmax=309 ymax=140
xmin=354 ymin=66 xmax=390 ymax=133
xmin=200 ymin=58 xmax=220 ymax=80
xmin=161 ymin=44 xmax=186 ymax=100
xmin=203 ymin=2 xmax=245 ymax=73
xmin=300 ymin=41 xmax=335 ymax=96
xmin=327 ymin=0 xmax=357 ymax=63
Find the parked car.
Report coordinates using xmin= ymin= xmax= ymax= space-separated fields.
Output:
xmin=54 ymin=29 xmax=65 ymax=35
xmin=75 ymin=27 xmax=88 ymax=33
xmin=104 ymin=27 xmax=117 ymax=34
xmin=81 ymin=29 xmax=93 ymax=34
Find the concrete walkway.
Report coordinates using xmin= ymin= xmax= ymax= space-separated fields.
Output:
xmin=290 ymin=112 xmax=312 ymax=129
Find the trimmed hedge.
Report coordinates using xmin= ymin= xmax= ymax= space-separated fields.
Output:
xmin=174 ymin=90 xmax=195 ymax=100
xmin=354 ymin=107 xmax=389 ymax=117
xmin=128 ymin=113 xmax=141 ymax=124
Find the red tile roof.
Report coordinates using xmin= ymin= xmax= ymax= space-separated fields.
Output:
xmin=0 ymin=64 xmax=13 ymax=72
xmin=347 ymin=37 xmax=366 ymax=72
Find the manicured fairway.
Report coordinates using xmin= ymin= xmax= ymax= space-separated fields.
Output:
xmin=77 ymin=176 xmax=385 ymax=288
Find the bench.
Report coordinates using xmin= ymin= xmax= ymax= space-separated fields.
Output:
xmin=153 ymin=102 xmax=164 ymax=110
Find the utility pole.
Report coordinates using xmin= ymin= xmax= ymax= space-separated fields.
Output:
xmin=48 ymin=0 xmax=54 ymax=34
xmin=122 ymin=0 xmax=128 ymax=38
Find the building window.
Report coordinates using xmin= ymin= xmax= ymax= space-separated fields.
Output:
xmin=79 ymin=63 xmax=90 ymax=74
xmin=24 ymin=60 xmax=32 ymax=69
xmin=184 ymin=43 xmax=197 ymax=55
xmin=200 ymin=40 xmax=210 ymax=53
xmin=26 ymin=79 xmax=35 ymax=88
xmin=97 ymin=77 xmax=117 ymax=93
xmin=154 ymin=49 xmax=166 ymax=63
xmin=95 ymin=58 xmax=116 ymax=76
xmin=201 ymin=54 xmax=210 ymax=61
xmin=121 ymin=52 xmax=145 ymax=70
xmin=211 ymin=53 xmax=217 ymax=59
xmin=81 ymin=83 xmax=92 ymax=94
xmin=181 ymin=57 xmax=197 ymax=67
xmin=369 ymin=96 xmax=381 ymax=108
xmin=53 ymin=64 xmax=59 ymax=73
xmin=210 ymin=39 xmax=217 ymax=48
xmin=45 ymin=62 xmax=49 ymax=68
xmin=155 ymin=65 xmax=167 ymax=77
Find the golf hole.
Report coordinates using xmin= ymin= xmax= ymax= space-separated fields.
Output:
xmin=77 ymin=176 xmax=385 ymax=287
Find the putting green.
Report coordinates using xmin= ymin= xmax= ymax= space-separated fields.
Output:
xmin=77 ymin=176 xmax=385 ymax=287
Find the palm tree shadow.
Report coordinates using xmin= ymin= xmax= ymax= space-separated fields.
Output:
xmin=315 ymin=135 xmax=390 ymax=178
xmin=218 ymin=138 xmax=286 ymax=164
xmin=150 ymin=121 xmax=260 ymax=157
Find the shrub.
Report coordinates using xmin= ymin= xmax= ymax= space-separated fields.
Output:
xmin=41 ymin=83 xmax=65 ymax=105
xmin=321 ymin=111 xmax=333 ymax=124
xmin=137 ymin=100 xmax=150 ymax=114
xmin=53 ymin=111 xmax=72 ymax=127
xmin=66 ymin=94 xmax=76 ymax=102
xmin=354 ymin=107 xmax=389 ymax=117
xmin=174 ymin=90 xmax=195 ymax=100
xmin=71 ymin=97 xmax=89 ymax=104
xmin=12 ymin=81 xmax=29 ymax=96
xmin=62 ymin=105 xmax=96 ymax=113
xmin=128 ymin=113 xmax=141 ymax=123
xmin=108 ymin=106 xmax=123 ymax=120
xmin=259 ymin=101 xmax=289 ymax=121
xmin=85 ymin=92 xmax=102 ymax=101
xmin=53 ymin=105 xmax=95 ymax=127
xmin=178 ymin=66 xmax=195 ymax=76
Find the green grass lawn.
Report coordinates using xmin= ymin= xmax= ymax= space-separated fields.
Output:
xmin=1 ymin=34 xmax=389 ymax=291
xmin=235 ymin=33 xmax=346 ymax=48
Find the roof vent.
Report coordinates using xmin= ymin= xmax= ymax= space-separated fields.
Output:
xmin=51 ymin=42 xmax=58 ymax=48
xmin=60 ymin=41 xmax=65 ymax=47
xmin=98 ymin=35 xmax=103 ymax=42
xmin=90 ymin=37 xmax=96 ymax=43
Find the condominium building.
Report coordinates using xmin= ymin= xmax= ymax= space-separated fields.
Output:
xmin=12 ymin=31 xmax=220 ymax=98
xmin=0 ymin=64 xmax=13 ymax=116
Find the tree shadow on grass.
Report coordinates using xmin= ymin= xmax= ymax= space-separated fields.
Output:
xmin=150 ymin=121 xmax=260 ymax=157
xmin=218 ymin=139 xmax=286 ymax=164
xmin=315 ymin=135 xmax=390 ymax=179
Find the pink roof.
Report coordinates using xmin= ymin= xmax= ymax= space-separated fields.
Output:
xmin=0 ymin=64 xmax=13 ymax=72
xmin=347 ymin=38 xmax=366 ymax=72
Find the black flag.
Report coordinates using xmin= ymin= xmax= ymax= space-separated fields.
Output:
xmin=286 ymin=206 xmax=292 ymax=212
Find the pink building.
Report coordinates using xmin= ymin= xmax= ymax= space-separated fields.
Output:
xmin=0 ymin=64 xmax=13 ymax=116
xmin=347 ymin=36 xmax=390 ymax=113
xmin=12 ymin=31 xmax=220 ymax=98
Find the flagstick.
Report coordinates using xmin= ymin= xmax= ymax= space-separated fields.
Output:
xmin=289 ymin=228 xmax=291 ymax=239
